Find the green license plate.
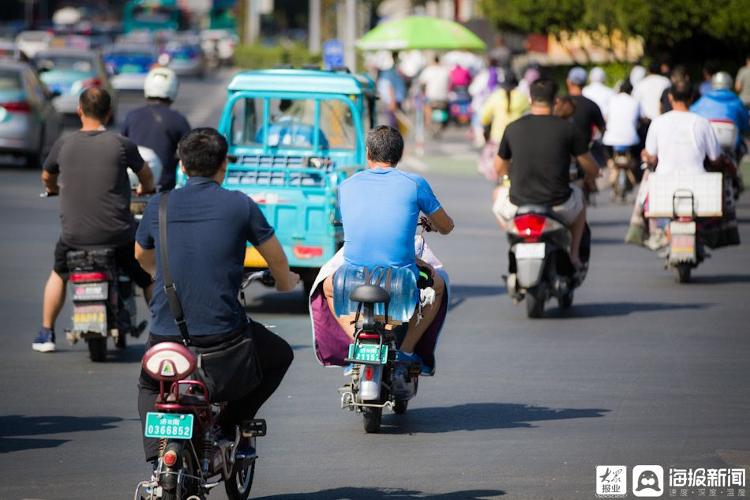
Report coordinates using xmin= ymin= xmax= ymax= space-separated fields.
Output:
xmin=144 ymin=412 xmax=194 ymax=440
xmin=348 ymin=343 xmax=388 ymax=364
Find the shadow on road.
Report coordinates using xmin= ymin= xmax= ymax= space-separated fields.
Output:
xmin=449 ymin=284 xmax=506 ymax=310
xmin=379 ymin=402 xmax=608 ymax=434
xmin=588 ymin=219 xmax=629 ymax=228
xmin=688 ymin=274 xmax=750 ymax=285
xmin=0 ymin=414 xmax=121 ymax=453
xmin=591 ymin=237 xmax=625 ymax=245
xmin=548 ymin=301 xmax=711 ymax=318
xmin=254 ymin=487 xmax=505 ymax=499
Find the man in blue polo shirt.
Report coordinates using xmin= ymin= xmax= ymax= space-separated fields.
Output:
xmin=134 ymin=127 xmax=299 ymax=462
xmin=323 ymin=125 xmax=454 ymax=373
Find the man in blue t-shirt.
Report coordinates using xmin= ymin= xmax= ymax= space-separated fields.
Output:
xmin=323 ymin=126 xmax=454 ymax=367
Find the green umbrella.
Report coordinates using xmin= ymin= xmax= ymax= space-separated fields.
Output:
xmin=356 ymin=15 xmax=486 ymax=51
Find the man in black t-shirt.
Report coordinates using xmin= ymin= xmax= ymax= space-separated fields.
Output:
xmin=34 ymin=88 xmax=156 ymax=353
xmin=566 ymin=67 xmax=606 ymax=145
xmin=495 ymin=78 xmax=599 ymax=268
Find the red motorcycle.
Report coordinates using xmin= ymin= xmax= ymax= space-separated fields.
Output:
xmin=134 ymin=273 xmax=269 ymax=500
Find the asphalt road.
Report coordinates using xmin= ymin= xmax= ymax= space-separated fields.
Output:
xmin=1 ymin=73 xmax=749 ymax=500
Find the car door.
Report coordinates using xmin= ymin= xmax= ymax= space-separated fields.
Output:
xmin=26 ymin=68 xmax=61 ymax=155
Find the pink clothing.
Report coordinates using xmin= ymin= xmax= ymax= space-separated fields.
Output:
xmin=450 ymin=65 xmax=472 ymax=88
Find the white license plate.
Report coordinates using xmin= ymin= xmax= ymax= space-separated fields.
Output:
xmin=670 ymin=221 xmax=696 ymax=235
xmin=73 ymin=283 xmax=108 ymax=301
xmin=73 ymin=303 xmax=107 ymax=334
xmin=515 ymin=243 xmax=546 ymax=259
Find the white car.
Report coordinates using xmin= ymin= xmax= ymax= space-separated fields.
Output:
xmin=15 ymin=31 xmax=53 ymax=58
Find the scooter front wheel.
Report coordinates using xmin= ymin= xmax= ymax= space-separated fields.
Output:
xmin=225 ymin=456 xmax=256 ymax=500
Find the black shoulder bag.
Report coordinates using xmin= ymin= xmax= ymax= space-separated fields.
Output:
xmin=158 ymin=193 xmax=262 ymax=402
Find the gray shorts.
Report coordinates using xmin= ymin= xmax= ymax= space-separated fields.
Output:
xmin=493 ymin=184 xmax=585 ymax=226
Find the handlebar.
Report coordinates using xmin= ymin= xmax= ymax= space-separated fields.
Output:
xmin=419 ymin=216 xmax=434 ymax=232
xmin=241 ymin=269 xmax=275 ymax=289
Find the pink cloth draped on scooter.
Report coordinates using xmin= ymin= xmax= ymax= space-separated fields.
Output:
xmin=308 ymin=238 xmax=449 ymax=374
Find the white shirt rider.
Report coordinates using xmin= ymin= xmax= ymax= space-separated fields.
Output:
xmin=633 ymin=68 xmax=671 ymax=121
xmin=418 ymin=60 xmax=451 ymax=102
xmin=645 ymin=83 xmax=721 ymax=175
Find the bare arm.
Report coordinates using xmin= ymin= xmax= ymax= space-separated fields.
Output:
xmin=41 ymin=170 xmax=59 ymax=194
xmin=495 ymin=157 xmax=511 ymax=178
xmin=135 ymin=162 xmax=155 ymax=195
xmin=427 ymin=207 xmax=454 ymax=235
xmin=255 ymin=235 xmax=300 ymax=292
xmin=575 ymin=152 xmax=600 ymax=180
xmin=135 ymin=242 xmax=156 ymax=277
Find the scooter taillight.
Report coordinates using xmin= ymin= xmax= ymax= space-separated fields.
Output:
xmin=70 ymin=272 xmax=108 ymax=283
xmin=512 ymin=214 xmax=548 ymax=241
xmin=363 ymin=365 xmax=374 ymax=381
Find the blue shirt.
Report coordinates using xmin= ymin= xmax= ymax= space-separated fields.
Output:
xmin=339 ymin=168 xmax=441 ymax=270
xmin=121 ymin=103 xmax=191 ymax=191
xmin=135 ymin=177 xmax=275 ymax=336
xmin=690 ymin=89 xmax=750 ymax=147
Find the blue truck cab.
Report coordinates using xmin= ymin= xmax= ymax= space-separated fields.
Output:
xmin=217 ymin=69 xmax=376 ymax=292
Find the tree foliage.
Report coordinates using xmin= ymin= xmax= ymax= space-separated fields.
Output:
xmin=480 ymin=0 xmax=750 ymax=59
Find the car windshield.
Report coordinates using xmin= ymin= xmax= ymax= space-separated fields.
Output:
xmin=36 ymin=55 xmax=93 ymax=73
xmin=229 ymin=97 xmax=356 ymax=151
xmin=133 ymin=5 xmax=175 ymax=23
xmin=106 ymin=48 xmax=153 ymax=59
xmin=0 ymin=69 xmax=22 ymax=91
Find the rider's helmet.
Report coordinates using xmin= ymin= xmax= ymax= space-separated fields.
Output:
xmin=711 ymin=71 xmax=733 ymax=91
xmin=144 ymin=66 xmax=178 ymax=101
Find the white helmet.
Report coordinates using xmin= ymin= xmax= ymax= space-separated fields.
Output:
xmin=711 ymin=71 xmax=733 ymax=91
xmin=144 ymin=66 xmax=178 ymax=101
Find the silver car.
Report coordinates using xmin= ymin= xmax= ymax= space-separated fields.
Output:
xmin=0 ymin=60 xmax=62 ymax=167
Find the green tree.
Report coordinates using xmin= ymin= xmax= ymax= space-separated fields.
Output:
xmin=479 ymin=0 xmax=750 ymax=60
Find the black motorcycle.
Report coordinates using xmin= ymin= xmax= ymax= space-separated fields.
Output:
xmin=505 ymin=207 xmax=590 ymax=318
xmin=64 ymin=249 xmax=146 ymax=361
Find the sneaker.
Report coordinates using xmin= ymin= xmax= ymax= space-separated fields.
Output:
xmin=396 ymin=351 xmax=431 ymax=375
xmin=32 ymin=328 xmax=56 ymax=352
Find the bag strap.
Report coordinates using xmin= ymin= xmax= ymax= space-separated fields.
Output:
xmin=158 ymin=193 xmax=191 ymax=346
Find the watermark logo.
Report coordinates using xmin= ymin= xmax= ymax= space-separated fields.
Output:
xmin=668 ymin=467 xmax=746 ymax=497
xmin=596 ymin=465 xmax=627 ymax=498
xmin=633 ymin=465 xmax=664 ymax=497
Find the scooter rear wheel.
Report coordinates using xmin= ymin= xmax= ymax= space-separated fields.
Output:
xmin=87 ymin=337 xmax=107 ymax=362
xmin=525 ymin=285 xmax=546 ymax=318
xmin=676 ymin=264 xmax=692 ymax=284
xmin=363 ymin=406 xmax=382 ymax=433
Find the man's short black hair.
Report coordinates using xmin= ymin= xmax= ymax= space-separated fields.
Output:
xmin=669 ymin=79 xmax=693 ymax=104
xmin=366 ymin=125 xmax=404 ymax=166
xmin=529 ymin=78 xmax=558 ymax=106
xmin=620 ymin=79 xmax=633 ymax=95
xmin=178 ymin=127 xmax=228 ymax=177
xmin=79 ymin=87 xmax=111 ymax=121
xmin=648 ymin=60 xmax=661 ymax=75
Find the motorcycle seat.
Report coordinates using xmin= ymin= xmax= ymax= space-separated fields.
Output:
xmin=349 ymin=284 xmax=390 ymax=305
xmin=516 ymin=205 xmax=568 ymax=225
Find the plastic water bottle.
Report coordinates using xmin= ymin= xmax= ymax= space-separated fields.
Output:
xmin=359 ymin=364 xmax=382 ymax=401
xmin=333 ymin=264 xmax=418 ymax=323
